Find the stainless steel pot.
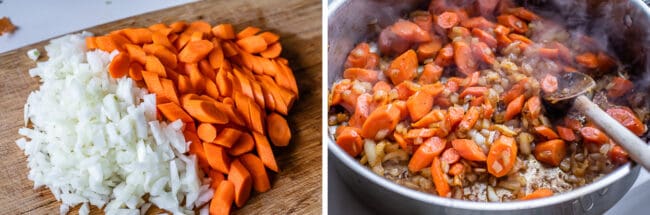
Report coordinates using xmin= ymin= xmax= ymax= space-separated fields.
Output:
xmin=328 ymin=0 xmax=650 ymax=214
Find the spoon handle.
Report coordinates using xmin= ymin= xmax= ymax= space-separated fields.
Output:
xmin=574 ymin=95 xmax=650 ymax=170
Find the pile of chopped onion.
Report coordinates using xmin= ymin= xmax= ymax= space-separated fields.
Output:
xmin=15 ymin=33 xmax=211 ymax=214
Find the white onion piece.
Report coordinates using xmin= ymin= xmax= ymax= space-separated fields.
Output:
xmin=365 ymin=139 xmax=378 ymax=166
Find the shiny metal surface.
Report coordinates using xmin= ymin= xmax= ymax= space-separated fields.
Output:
xmin=328 ymin=0 xmax=650 ymax=214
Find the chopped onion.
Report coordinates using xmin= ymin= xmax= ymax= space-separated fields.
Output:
xmin=16 ymin=33 xmax=202 ymax=214
xmin=365 ymin=139 xmax=378 ymax=166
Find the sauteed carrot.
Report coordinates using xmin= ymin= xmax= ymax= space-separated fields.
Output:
xmin=88 ymin=21 xmax=298 ymax=213
xmin=330 ymin=0 xmax=647 ymax=202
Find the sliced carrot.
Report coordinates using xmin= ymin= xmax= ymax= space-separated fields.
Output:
xmin=197 ymin=123 xmax=218 ymax=142
xmin=157 ymin=102 xmax=193 ymax=123
xmin=534 ymin=139 xmax=566 ymax=166
xmin=408 ymin=136 xmax=446 ymax=172
xmin=416 ymin=37 xmax=442 ymax=62
xmin=556 ymin=126 xmax=576 ymax=142
xmin=497 ymin=14 xmax=528 ymax=34
xmin=160 ymin=78 xmax=180 ymax=105
xmin=387 ymin=49 xmax=418 ymax=85
xmin=360 ymin=103 xmax=403 ymax=140
xmin=452 ymin=40 xmax=477 ymax=76
xmin=441 ymin=147 xmax=460 ymax=164
xmin=538 ymin=48 xmax=559 ymax=59
xmin=152 ymin=30 xmax=176 ymax=53
xmin=534 ymin=126 xmax=560 ymax=140
xmin=418 ymin=63 xmax=443 ymax=84
xmin=448 ymin=163 xmax=465 ymax=176
xmin=575 ymin=52 xmax=599 ymax=69
xmin=125 ymin=43 xmax=146 ymax=64
xmin=520 ymin=188 xmax=554 ymax=200
xmin=504 ymin=94 xmax=525 ymax=121
xmin=183 ymin=100 xmax=229 ymax=124
xmin=141 ymin=70 xmax=164 ymax=94
xmin=145 ymin=55 xmax=167 ymax=77
xmin=179 ymin=40 xmax=214 ymax=63
xmin=128 ymin=62 xmax=144 ymax=81
xmin=436 ymin=11 xmax=459 ymax=29
xmin=85 ymin=37 xmax=98 ymax=50
xmin=390 ymin=20 xmax=431 ymax=43
xmin=564 ymin=117 xmax=583 ymax=131
xmin=148 ymin=23 xmax=169 ymax=34
xmin=211 ymin=181 xmax=235 ymax=215
xmin=471 ymin=41 xmax=495 ymax=65
xmin=487 ymin=135 xmax=517 ymax=177
xmin=541 ymin=74 xmax=558 ymax=94
xmin=431 ymin=156 xmax=451 ymax=197
xmin=343 ymin=68 xmax=378 ymax=83
xmin=607 ymin=77 xmax=634 ymax=98
xmin=186 ymin=20 xmax=212 ymax=36
xmin=406 ymin=90 xmax=435 ymax=122
xmin=336 ymin=126 xmax=364 ymax=157
xmin=150 ymin=44 xmax=178 ymax=69
xmin=260 ymin=42 xmax=282 ymax=59
xmin=505 ymin=7 xmax=541 ymax=21
xmin=471 ymin=28 xmax=497 ymax=48
xmin=258 ymin=32 xmax=280 ymax=44
xmin=237 ymin=35 xmax=268 ymax=53
xmin=108 ymin=33 xmax=131 ymax=51
xmin=185 ymin=130 xmax=209 ymax=170
xmin=267 ymin=113 xmax=291 ymax=147
xmin=214 ymin=128 xmax=243 ymax=148
xmin=94 ymin=36 xmax=119 ymax=52
xmin=229 ymin=132 xmax=255 ymax=156
xmin=169 ymin=21 xmax=186 ymax=33
xmin=186 ymin=63 xmax=206 ymax=93
xmin=108 ymin=52 xmax=130 ymax=78
xmin=448 ymin=26 xmax=471 ymax=40
xmin=460 ymin=17 xmax=495 ymax=29
xmin=237 ymin=27 xmax=261 ymax=39
xmin=609 ymin=144 xmax=629 ymax=164
xmin=247 ymin=100 xmax=265 ymax=135
xmin=216 ymin=67 xmax=233 ymax=97
xmin=606 ymin=107 xmax=646 ymax=136
xmin=502 ymin=78 xmax=527 ymax=104
xmin=212 ymin=24 xmax=236 ymax=40
xmin=240 ymin=153 xmax=271 ymax=193
xmin=177 ymin=74 xmax=193 ymax=94
xmin=209 ymin=170 xmax=225 ymax=189
xmin=458 ymin=106 xmax=481 ymax=132
xmin=580 ymin=126 xmax=609 ymax=145
xmin=252 ymin=131 xmax=279 ymax=172
xmin=452 ymin=139 xmax=486 ymax=161
xmin=434 ymin=43 xmax=454 ymax=67
xmin=523 ymin=96 xmax=541 ymax=120
xmin=190 ymin=31 xmax=204 ymax=42
xmin=203 ymin=142 xmax=230 ymax=173
xmin=228 ymin=159 xmax=252 ymax=208
xmin=460 ymin=87 xmax=488 ymax=99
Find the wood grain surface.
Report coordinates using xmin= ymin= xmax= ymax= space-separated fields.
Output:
xmin=0 ymin=0 xmax=322 ymax=214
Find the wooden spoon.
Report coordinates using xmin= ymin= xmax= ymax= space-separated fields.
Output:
xmin=544 ymin=72 xmax=650 ymax=170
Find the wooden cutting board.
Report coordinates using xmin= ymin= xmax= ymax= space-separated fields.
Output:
xmin=0 ymin=0 xmax=322 ymax=214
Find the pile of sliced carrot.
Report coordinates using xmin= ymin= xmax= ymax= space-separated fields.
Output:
xmin=87 ymin=20 xmax=297 ymax=214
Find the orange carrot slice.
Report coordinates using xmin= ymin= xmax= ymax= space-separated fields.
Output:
xmin=228 ymin=160 xmax=252 ymax=208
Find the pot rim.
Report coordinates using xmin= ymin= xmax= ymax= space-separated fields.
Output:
xmin=327 ymin=0 xmax=649 ymax=210
xmin=328 ymin=137 xmax=633 ymax=210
